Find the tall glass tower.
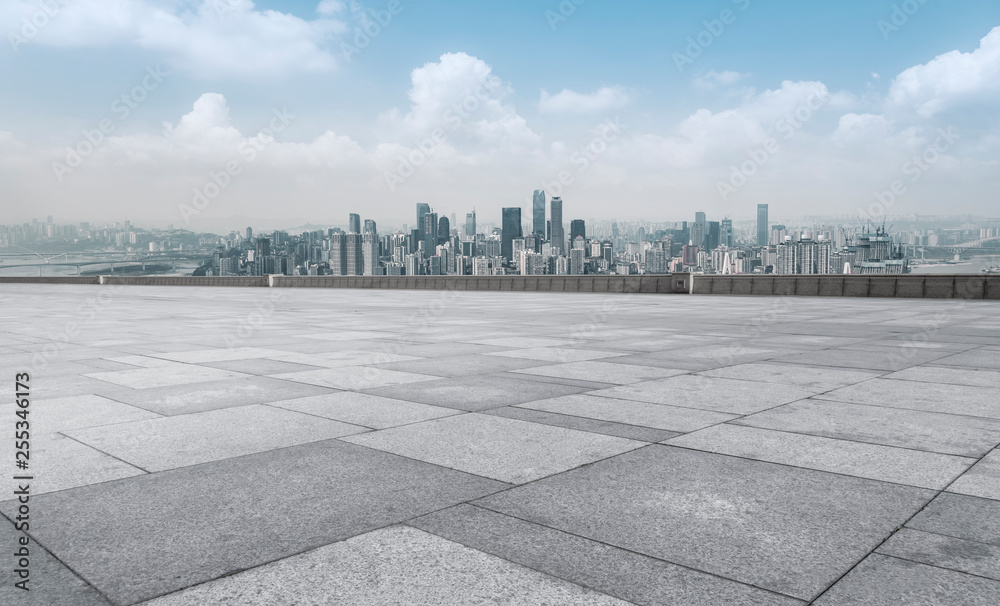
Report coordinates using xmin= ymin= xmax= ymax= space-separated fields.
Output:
xmin=532 ymin=190 xmax=546 ymax=236
xmin=550 ymin=197 xmax=564 ymax=255
xmin=757 ymin=204 xmax=769 ymax=246
xmin=501 ymin=207 xmax=522 ymax=262
xmin=416 ymin=203 xmax=431 ymax=239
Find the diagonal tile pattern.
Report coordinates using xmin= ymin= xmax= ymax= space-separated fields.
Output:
xmin=0 ymin=284 xmax=998 ymax=605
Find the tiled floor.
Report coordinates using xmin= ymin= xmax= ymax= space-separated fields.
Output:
xmin=1 ymin=284 xmax=999 ymax=605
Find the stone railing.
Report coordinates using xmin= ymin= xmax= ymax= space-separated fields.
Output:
xmin=1 ymin=273 xmax=998 ymax=299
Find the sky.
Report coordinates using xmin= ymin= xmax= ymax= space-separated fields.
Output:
xmin=1 ymin=0 xmax=999 ymax=231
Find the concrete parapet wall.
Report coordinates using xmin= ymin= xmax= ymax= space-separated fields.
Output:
xmin=2 ymin=273 xmax=998 ymax=299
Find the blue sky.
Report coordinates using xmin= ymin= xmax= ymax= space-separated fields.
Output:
xmin=1 ymin=0 xmax=999 ymax=229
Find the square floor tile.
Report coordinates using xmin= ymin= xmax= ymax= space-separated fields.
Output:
xmin=270 ymin=392 xmax=460 ymax=429
xmin=342 ymin=413 xmax=643 ymax=484
xmin=28 ymin=432 xmax=146 ymax=495
xmin=65 ymin=405 xmax=368 ymax=471
xmin=666 ymin=423 xmax=973 ymax=489
xmin=518 ymin=393 xmax=737 ymax=433
xmin=734 ymin=400 xmax=1000 ymax=457
xmin=84 ymin=364 xmax=248 ymax=389
xmin=884 ymin=366 xmax=1000 ymax=388
xmin=142 ymin=526 xmax=629 ymax=606
xmin=364 ymin=375 xmax=591 ymax=411
xmin=0 ymin=440 xmax=506 ymax=606
xmin=511 ymin=361 xmax=686 ymax=384
xmin=474 ymin=445 xmax=932 ymax=601
xmin=0 ymin=394 xmax=159 ymax=433
xmin=485 ymin=348 xmax=630 ymax=362
xmin=373 ymin=354 xmax=550 ymax=378
xmin=948 ymin=450 xmax=1000 ymax=501
xmin=815 ymin=378 xmax=1000 ymax=419
xmin=593 ymin=374 xmax=816 ymax=415
xmin=275 ymin=367 xmax=439 ymax=390
xmin=877 ymin=528 xmax=1000 ymax=582
xmin=699 ymin=362 xmax=882 ymax=391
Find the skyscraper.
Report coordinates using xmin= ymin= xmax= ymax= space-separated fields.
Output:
xmin=364 ymin=219 xmax=377 ymax=234
xmin=757 ymin=204 xmax=769 ymax=246
xmin=501 ymin=207 xmax=522 ymax=262
xmin=438 ymin=216 xmax=450 ymax=245
xmin=465 ymin=210 xmax=476 ymax=237
xmin=550 ymin=197 xmax=564 ymax=255
xmin=423 ymin=212 xmax=438 ymax=255
xmin=345 ymin=233 xmax=364 ymax=275
xmin=721 ymin=218 xmax=733 ymax=248
xmin=570 ymin=219 xmax=586 ymax=243
xmin=416 ymin=203 xmax=430 ymax=239
xmin=349 ymin=213 xmax=361 ymax=234
xmin=532 ymin=190 xmax=546 ymax=236
xmin=330 ymin=232 xmax=346 ymax=276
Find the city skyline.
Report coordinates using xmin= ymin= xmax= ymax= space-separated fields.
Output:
xmin=2 ymin=2 xmax=1000 ymax=225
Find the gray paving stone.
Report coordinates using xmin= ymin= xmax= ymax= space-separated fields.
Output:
xmin=932 ymin=348 xmax=1000 ymax=370
xmin=475 ymin=445 xmax=933 ymax=601
xmin=409 ymin=504 xmax=804 ymax=606
xmin=484 ymin=406 xmax=681 ymax=442
xmin=593 ymin=374 xmax=816 ymax=415
xmin=511 ymin=360 xmax=687 ymax=384
xmin=0 ymin=394 xmax=160 ymax=434
xmin=485 ymin=347 xmax=630 ymax=362
xmin=734 ymin=399 xmax=1000 ymax=457
xmin=199 ymin=357 xmax=326 ymax=375
xmin=0 ymin=440 xmax=506 ymax=606
xmin=142 ymin=526 xmax=629 ymax=606
xmin=666 ymin=423 xmax=973 ymax=489
xmin=29 ymin=432 xmax=145 ymax=494
xmin=699 ymin=362 xmax=882 ymax=391
xmin=269 ymin=350 xmax=420 ymax=368
xmin=372 ymin=353 xmax=551 ymax=377
xmin=343 ymin=413 xmax=643 ymax=484
xmin=908 ymin=493 xmax=1000 ymax=546
xmin=0 ymin=518 xmax=112 ymax=606
xmin=518 ymin=393 xmax=737 ymax=432
xmin=884 ymin=365 xmax=1000 ymax=388
xmin=153 ymin=347 xmax=294 ymax=363
xmin=948 ymin=449 xmax=1000 ymax=501
xmin=469 ymin=336 xmax=581 ymax=348
xmin=65 ymin=404 xmax=367 ymax=472
xmin=269 ymin=392 xmax=460 ymax=429
xmin=104 ymin=376 xmax=337 ymax=415
xmin=813 ymin=553 xmax=1000 ymax=605
xmin=770 ymin=348 xmax=952 ymax=371
xmin=364 ymin=374 xmax=591 ymax=411
xmin=83 ymin=364 xmax=249 ymax=389
xmin=274 ymin=366 xmax=440 ymax=390
xmin=877 ymin=528 xmax=1000 ymax=582
xmin=814 ymin=378 xmax=1000 ymax=419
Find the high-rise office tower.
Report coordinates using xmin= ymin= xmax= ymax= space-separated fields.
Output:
xmin=532 ymin=190 xmax=546 ymax=236
xmin=246 ymin=227 xmax=253 ymax=241
xmin=423 ymin=212 xmax=438 ymax=254
xmin=501 ymin=207 xmax=522 ymax=262
xmin=550 ymin=197 xmax=564 ymax=255
xmin=570 ymin=219 xmax=586 ymax=243
xmin=364 ymin=219 xmax=377 ymax=234
xmin=707 ymin=221 xmax=721 ymax=250
xmin=690 ymin=222 xmax=705 ymax=252
xmin=757 ymin=204 xmax=769 ymax=246
xmin=362 ymin=232 xmax=379 ymax=275
xmin=465 ymin=210 xmax=476 ymax=237
xmin=438 ymin=216 xmax=450 ymax=245
xmin=345 ymin=233 xmax=364 ymax=275
xmin=349 ymin=213 xmax=361 ymax=234
xmin=416 ymin=203 xmax=431 ymax=239
xmin=330 ymin=232 xmax=347 ymax=276
xmin=721 ymin=219 xmax=733 ymax=248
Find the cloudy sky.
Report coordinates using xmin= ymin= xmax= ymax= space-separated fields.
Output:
xmin=1 ymin=0 xmax=999 ymax=230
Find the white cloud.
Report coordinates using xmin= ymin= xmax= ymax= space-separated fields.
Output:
xmin=693 ymin=70 xmax=748 ymax=90
xmin=887 ymin=26 xmax=1000 ymax=118
xmin=538 ymin=87 xmax=632 ymax=114
xmin=1 ymin=0 xmax=346 ymax=79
